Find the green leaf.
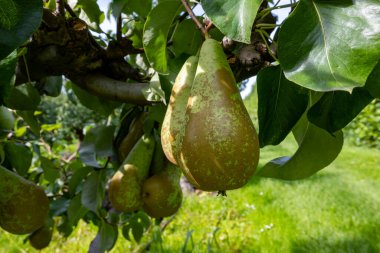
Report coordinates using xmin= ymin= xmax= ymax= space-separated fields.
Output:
xmin=0 ymin=51 xmax=17 ymax=105
xmin=171 ymin=19 xmax=203 ymax=57
xmin=123 ymin=0 xmax=152 ymax=18
xmin=4 ymin=83 xmax=41 ymax=110
xmin=142 ymin=73 xmax=167 ymax=104
xmin=4 ymin=141 xmax=32 ymax=176
xmin=67 ymin=194 xmax=89 ymax=226
xmin=68 ymin=166 xmax=93 ymax=196
xmin=40 ymin=156 xmax=60 ymax=182
xmin=81 ymin=170 xmax=106 ymax=214
xmin=307 ymin=89 xmax=374 ymax=133
xmin=143 ymin=1 xmax=183 ymax=74
xmin=76 ymin=0 xmax=104 ymax=26
xmin=257 ymin=65 xmax=309 ymax=147
xmin=79 ymin=126 xmax=116 ymax=167
xmin=201 ymin=0 xmax=262 ymax=43
xmin=70 ymin=82 xmax=120 ymax=116
xmin=16 ymin=110 xmax=41 ymax=136
xmin=50 ymin=198 xmax=70 ymax=216
xmin=40 ymin=76 xmax=63 ymax=97
xmin=366 ymin=60 xmax=380 ymax=99
xmin=89 ymin=220 xmax=118 ymax=253
xmin=0 ymin=0 xmax=43 ymax=60
xmin=257 ymin=97 xmax=344 ymax=180
xmin=278 ymin=0 xmax=380 ymax=92
xmin=129 ymin=21 xmax=144 ymax=48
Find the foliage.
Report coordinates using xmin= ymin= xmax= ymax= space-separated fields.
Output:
xmin=0 ymin=0 xmax=379 ymax=251
xmin=344 ymin=99 xmax=380 ymax=149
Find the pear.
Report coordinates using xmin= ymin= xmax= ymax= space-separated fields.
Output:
xmin=161 ymin=56 xmax=198 ymax=164
xmin=142 ymin=164 xmax=182 ymax=218
xmin=29 ymin=218 xmax=54 ymax=250
xmin=109 ymin=134 xmax=155 ymax=212
xmin=0 ymin=106 xmax=15 ymax=138
xmin=178 ymin=38 xmax=260 ymax=191
xmin=0 ymin=165 xmax=49 ymax=234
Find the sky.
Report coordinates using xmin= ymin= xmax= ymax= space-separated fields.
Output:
xmin=96 ymin=0 xmax=292 ymax=98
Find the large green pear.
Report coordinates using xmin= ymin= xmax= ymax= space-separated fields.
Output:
xmin=142 ymin=163 xmax=182 ymax=218
xmin=29 ymin=218 xmax=54 ymax=250
xmin=109 ymin=134 xmax=155 ymax=212
xmin=0 ymin=165 xmax=49 ymax=234
xmin=161 ymin=56 xmax=198 ymax=164
xmin=178 ymin=38 xmax=260 ymax=191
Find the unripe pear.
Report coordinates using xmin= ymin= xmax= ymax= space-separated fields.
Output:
xmin=178 ymin=38 xmax=260 ymax=191
xmin=0 ymin=165 xmax=49 ymax=234
xmin=109 ymin=134 xmax=155 ymax=212
xmin=161 ymin=56 xmax=198 ymax=164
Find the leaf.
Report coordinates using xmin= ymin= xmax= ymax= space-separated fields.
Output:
xmin=50 ymin=198 xmax=70 ymax=216
xmin=40 ymin=76 xmax=63 ymax=97
xmin=143 ymin=1 xmax=183 ymax=74
xmin=40 ymin=156 xmax=60 ymax=182
xmin=70 ymin=82 xmax=120 ymax=116
xmin=76 ymin=0 xmax=104 ymax=26
xmin=89 ymin=220 xmax=118 ymax=253
xmin=0 ymin=0 xmax=43 ymax=60
xmin=68 ymin=166 xmax=93 ymax=196
xmin=257 ymin=65 xmax=309 ymax=147
xmin=16 ymin=110 xmax=41 ymax=136
xmin=4 ymin=141 xmax=32 ymax=176
xmin=307 ymin=89 xmax=374 ymax=133
xmin=201 ymin=0 xmax=262 ymax=43
xmin=278 ymin=0 xmax=380 ymax=92
xmin=4 ymin=83 xmax=41 ymax=110
xmin=142 ymin=73 xmax=167 ymax=104
xmin=257 ymin=99 xmax=344 ymax=180
xmin=81 ymin=170 xmax=106 ymax=214
xmin=67 ymin=194 xmax=89 ymax=226
xmin=123 ymin=0 xmax=152 ymax=18
xmin=366 ymin=60 xmax=380 ymax=99
xmin=0 ymin=51 xmax=17 ymax=105
xmin=79 ymin=125 xmax=116 ymax=167
xmin=171 ymin=19 xmax=203 ymax=57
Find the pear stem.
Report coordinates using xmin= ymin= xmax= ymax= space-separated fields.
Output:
xmin=181 ymin=0 xmax=208 ymax=38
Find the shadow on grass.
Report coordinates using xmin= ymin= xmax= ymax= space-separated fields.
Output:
xmin=291 ymin=224 xmax=380 ymax=253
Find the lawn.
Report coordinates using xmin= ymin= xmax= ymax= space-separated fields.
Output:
xmin=1 ymin=137 xmax=379 ymax=253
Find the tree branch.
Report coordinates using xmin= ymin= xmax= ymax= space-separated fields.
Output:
xmin=68 ymin=74 xmax=154 ymax=105
xmin=181 ymin=0 xmax=208 ymax=37
xmin=56 ymin=0 xmax=65 ymax=16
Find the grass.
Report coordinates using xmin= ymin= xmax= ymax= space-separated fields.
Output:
xmin=1 ymin=138 xmax=379 ymax=253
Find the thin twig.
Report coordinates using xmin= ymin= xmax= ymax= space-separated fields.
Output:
xmin=180 ymin=0 xmax=208 ymax=37
xmin=117 ymin=14 xmax=122 ymax=41
xmin=56 ymin=0 xmax=65 ymax=16
xmin=64 ymin=2 xmax=77 ymax=17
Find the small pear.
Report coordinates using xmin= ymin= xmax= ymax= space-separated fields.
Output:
xmin=0 ymin=165 xmax=49 ymax=234
xmin=142 ymin=164 xmax=182 ymax=218
xmin=178 ymin=39 xmax=260 ymax=191
xmin=161 ymin=56 xmax=198 ymax=164
xmin=109 ymin=134 xmax=155 ymax=212
xmin=29 ymin=218 xmax=54 ymax=250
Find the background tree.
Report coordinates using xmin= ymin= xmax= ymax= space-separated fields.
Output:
xmin=0 ymin=0 xmax=379 ymax=251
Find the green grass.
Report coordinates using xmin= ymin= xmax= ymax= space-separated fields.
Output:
xmin=1 ymin=138 xmax=379 ymax=253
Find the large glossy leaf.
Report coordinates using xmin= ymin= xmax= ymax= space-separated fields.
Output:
xmin=171 ymin=19 xmax=203 ymax=57
xmin=79 ymin=126 xmax=116 ymax=167
xmin=76 ymin=0 xmax=104 ymax=26
xmin=4 ymin=141 xmax=32 ymax=176
xmin=278 ymin=0 xmax=380 ymax=92
xmin=0 ymin=0 xmax=42 ymax=60
xmin=81 ymin=170 xmax=106 ymax=214
xmin=143 ymin=1 xmax=183 ymax=74
xmin=366 ymin=60 xmax=380 ymax=99
xmin=307 ymin=88 xmax=374 ymax=133
xmin=4 ymin=83 xmax=41 ymax=110
xmin=0 ymin=51 xmax=17 ymax=105
xmin=89 ymin=220 xmax=118 ymax=253
xmin=68 ymin=166 xmax=93 ymax=196
xmin=257 ymin=65 xmax=309 ymax=147
xmin=201 ymin=0 xmax=262 ymax=43
xmin=40 ymin=156 xmax=60 ymax=182
xmin=257 ymin=96 xmax=344 ymax=180
xmin=67 ymin=194 xmax=89 ymax=226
